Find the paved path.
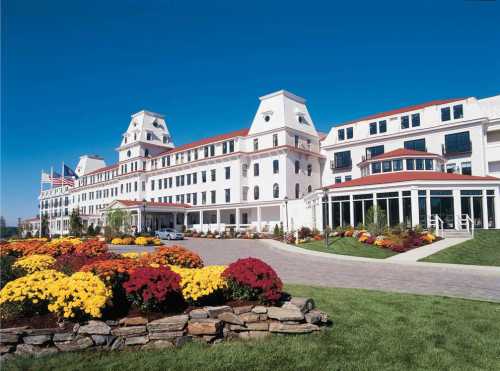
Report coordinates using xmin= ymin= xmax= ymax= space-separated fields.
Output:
xmin=386 ymin=237 xmax=469 ymax=262
xmin=111 ymin=238 xmax=500 ymax=302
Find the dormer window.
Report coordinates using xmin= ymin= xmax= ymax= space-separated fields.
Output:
xmin=153 ymin=121 xmax=160 ymax=128
xmin=144 ymin=149 xmax=149 ymax=157
xmin=146 ymin=133 xmax=152 ymax=141
xmin=262 ymin=111 xmax=273 ymax=122
xmin=124 ymin=136 xmax=128 ymax=144
xmin=264 ymin=115 xmax=270 ymax=122
xmin=127 ymin=150 xmax=131 ymax=158
xmin=163 ymin=135 xmax=169 ymax=144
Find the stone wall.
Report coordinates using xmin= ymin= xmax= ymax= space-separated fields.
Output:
xmin=0 ymin=297 xmax=329 ymax=361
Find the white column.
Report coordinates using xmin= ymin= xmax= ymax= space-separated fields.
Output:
xmin=199 ymin=211 xmax=204 ymax=233
xmin=452 ymin=189 xmax=461 ymax=230
xmin=425 ymin=192 xmax=431 ymax=228
xmin=398 ymin=193 xmax=403 ymax=225
xmin=482 ymin=193 xmax=489 ymax=230
xmin=339 ymin=202 xmax=343 ymax=228
xmin=349 ymin=196 xmax=354 ymax=227
xmin=410 ymin=188 xmax=419 ymax=228
xmin=236 ymin=208 xmax=240 ymax=231
xmin=216 ymin=209 xmax=221 ymax=232
xmin=184 ymin=212 xmax=188 ymax=228
xmin=173 ymin=212 xmax=177 ymax=231
xmin=257 ymin=206 xmax=262 ymax=232
xmin=327 ymin=197 xmax=333 ymax=229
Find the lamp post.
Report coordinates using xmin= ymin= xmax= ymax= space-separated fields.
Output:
xmin=323 ymin=189 xmax=329 ymax=248
xmin=142 ymin=200 xmax=147 ymax=235
xmin=284 ymin=196 xmax=289 ymax=233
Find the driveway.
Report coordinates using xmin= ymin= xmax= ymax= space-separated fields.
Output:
xmin=110 ymin=238 xmax=500 ymax=302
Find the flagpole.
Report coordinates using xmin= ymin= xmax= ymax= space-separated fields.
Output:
xmin=49 ymin=166 xmax=53 ymax=238
xmin=61 ymin=161 xmax=64 ymax=236
xmin=39 ymin=170 xmax=43 ymax=238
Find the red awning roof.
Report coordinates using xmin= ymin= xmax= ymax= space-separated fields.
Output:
xmin=325 ymin=172 xmax=499 ymax=189
xmin=116 ymin=200 xmax=191 ymax=208
xmin=85 ymin=163 xmax=119 ymax=176
xmin=336 ymin=98 xmax=465 ymax=127
xmin=371 ymin=148 xmax=441 ymax=160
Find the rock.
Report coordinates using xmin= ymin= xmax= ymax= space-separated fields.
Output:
xmin=189 ymin=309 xmax=209 ymax=319
xmin=125 ymin=335 xmax=149 ymax=346
xmin=147 ymin=315 xmax=188 ymax=332
xmin=233 ymin=305 xmax=253 ymax=315
xmin=229 ymin=324 xmax=248 ymax=331
xmin=0 ymin=345 xmax=14 ymax=354
xmin=112 ymin=326 xmax=147 ymax=337
xmin=142 ymin=340 xmax=174 ymax=350
xmin=105 ymin=320 xmax=119 ymax=326
xmin=0 ymin=334 xmax=19 ymax=344
xmin=259 ymin=314 xmax=268 ymax=321
xmin=15 ymin=344 xmax=58 ymax=357
xmin=269 ymin=322 xmax=319 ymax=333
xmin=238 ymin=331 xmax=271 ymax=340
xmin=173 ymin=336 xmax=192 ymax=347
xmin=281 ymin=302 xmax=303 ymax=312
xmin=55 ymin=336 xmax=94 ymax=352
xmin=24 ymin=328 xmax=59 ymax=336
xmin=251 ymin=306 xmax=268 ymax=314
xmin=91 ymin=335 xmax=109 ymax=346
xmin=187 ymin=319 xmax=223 ymax=335
xmin=78 ymin=321 xmax=111 ymax=335
xmin=218 ymin=312 xmax=244 ymax=325
xmin=0 ymin=327 xmax=28 ymax=335
xmin=119 ymin=316 xmax=148 ymax=326
xmin=110 ymin=337 xmax=125 ymax=351
xmin=305 ymin=312 xmax=322 ymax=324
xmin=0 ymin=353 xmax=14 ymax=362
xmin=205 ymin=305 xmax=232 ymax=318
xmin=307 ymin=309 xmax=329 ymax=323
xmin=149 ymin=331 xmax=185 ymax=340
xmin=72 ymin=324 xmax=80 ymax=333
xmin=289 ymin=297 xmax=315 ymax=313
xmin=202 ymin=335 xmax=217 ymax=343
xmin=23 ymin=334 xmax=51 ymax=345
xmin=245 ymin=322 xmax=269 ymax=331
xmin=239 ymin=312 xmax=260 ymax=323
xmin=53 ymin=332 xmax=74 ymax=342
xmin=267 ymin=307 xmax=304 ymax=321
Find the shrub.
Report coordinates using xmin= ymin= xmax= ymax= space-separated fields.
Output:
xmin=73 ymin=239 xmax=108 ymax=256
xmin=170 ymin=265 xmax=227 ymax=303
xmin=80 ymin=258 xmax=142 ymax=284
xmin=123 ymin=266 xmax=181 ymax=312
xmin=298 ymin=227 xmax=312 ymax=239
xmin=148 ymin=246 xmax=204 ymax=268
xmin=0 ymin=254 xmax=17 ymax=289
xmin=53 ymin=253 xmax=120 ymax=275
xmin=13 ymin=254 xmax=56 ymax=274
xmin=222 ymin=258 xmax=283 ymax=303
xmin=47 ymin=272 xmax=111 ymax=319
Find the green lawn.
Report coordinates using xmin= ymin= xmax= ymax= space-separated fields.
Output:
xmin=6 ymin=284 xmax=500 ymax=371
xmin=421 ymin=230 xmax=500 ymax=266
xmin=298 ymin=237 xmax=398 ymax=259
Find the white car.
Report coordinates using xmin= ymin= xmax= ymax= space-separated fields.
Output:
xmin=155 ymin=228 xmax=184 ymax=240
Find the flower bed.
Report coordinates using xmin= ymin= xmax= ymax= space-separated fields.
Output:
xmin=0 ymin=240 xmax=329 ymax=359
xmin=110 ymin=236 xmax=162 ymax=246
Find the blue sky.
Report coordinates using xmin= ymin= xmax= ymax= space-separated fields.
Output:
xmin=1 ymin=0 xmax=499 ymax=225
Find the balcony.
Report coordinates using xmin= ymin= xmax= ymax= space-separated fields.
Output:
xmin=442 ymin=141 xmax=472 ymax=157
xmin=330 ymin=159 xmax=352 ymax=171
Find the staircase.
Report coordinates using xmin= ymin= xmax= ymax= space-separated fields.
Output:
xmin=443 ymin=230 xmax=472 ymax=239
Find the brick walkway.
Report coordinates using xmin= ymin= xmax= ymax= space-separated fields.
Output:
xmin=111 ymin=238 xmax=500 ymax=302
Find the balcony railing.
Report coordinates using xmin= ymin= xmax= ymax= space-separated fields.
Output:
xmin=330 ymin=160 xmax=352 ymax=170
xmin=442 ymin=141 xmax=472 ymax=156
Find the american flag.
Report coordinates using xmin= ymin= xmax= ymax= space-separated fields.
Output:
xmin=51 ymin=165 xmax=78 ymax=186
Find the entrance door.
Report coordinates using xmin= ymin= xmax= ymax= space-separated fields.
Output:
xmin=430 ymin=197 xmax=455 ymax=229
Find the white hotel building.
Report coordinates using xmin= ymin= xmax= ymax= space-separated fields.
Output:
xmin=29 ymin=90 xmax=500 ymax=236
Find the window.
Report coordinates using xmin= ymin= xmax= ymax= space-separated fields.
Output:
xmin=393 ymin=159 xmax=403 ymax=171
xmin=210 ymin=145 xmax=215 ymax=156
xmin=382 ymin=161 xmax=392 ymax=172
xmin=150 ymin=180 xmax=155 ymax=191
xmin=211 ymin=169 xmax=216 ymax=181
xmin=253 ymin=138 xmax=259 ymax=151
xmin=144 ymin=149 xmax=149 ymax=157
xmin=406 ymin=159 xmax=414 ymax=170
xmin=372 ymin=162 xmax=381 ymax=174
xmin=254 ymin=186 xmax=260 ymax=200
xmin=211 ymin=190 xmax=216 ymax=204
xmin=163 ymin=135 xmax=169 ymax=144
xmin=453 ymin=104 xmax=463 ymax=119
xmin=369 ymin=122 xmax=377 ymax=135
xmin=425 ymin=159 xmax=434 ymax=170
xmin=366 ymin=145 xmax=384 ymax=159
xmin=379 ymin=120 xmax=387 ymax=133
xmin=187 ymin=173 xmax=191 ymax=185
xmin=335 ymin=176 xmax=341 ymax=184
xmin=334 ymin=151 xmax=352 ymax=169
xmin=204 ymin=146 xmax=209 ymax=157
xmin=202 ymin=191 xmax=207 ymax=205
xmin=158 ymin=179 xmax=162 ymax=189
xmin=273 ymin=134 xmax=278 ymax=147
xmin=193 ymin=173 xmax=197 ymax=184
xmin=446 ymin=163 xmax=456 ymax=173
xmin=146 ymin=133 xmax=152 ymax=140
xmin=127 ymin=150 xmax=131 ymax=158
xmin=225 ymin=166 xmax=230 ymax=179
xmin=225 ymin=189 xmax=230 ymax=203
xmin=441 ymin=107 xmax=451 ymax=121
xmin=401 ymin=115 xmax=409 ymax=129
xmin=345 ymin=175 xmax=352 ymax=182
xmin=404 ymin=138 xmax=426 ymax=152
xmin=242 ymin=164 xmax=248 ymax=177
xmin=202 ymin=171 xmax=207 ymax=183
xmin=273 ymin=159 xmax=279 ymax=174
xmin=308 ymin=185 xmax=312 ymax=193
xmin=346 ymin=127 xmax=353 ymax=139
xmin=411 ymin=113 xmax=420 ymax=127
xmin=294 ymin=160 xmax=300 ymax=174
xmin=222 ymin=142 xmax=228 ymax=154
xmin=338 ymin=129 xmax=345 ymax=141
xmin=444 ymin=131 xmax=471 ymax=154
xmin=461 ymin=161 xmax=471 ymax=175
xmin=307 ymin=164 xmax=312 ymax=176
xmin=273 ymin=183 xmax=279 ymax=199
xmin=254 ymin=163 xmax=259 ymax=176
xmin=294 ymin=135 xmax=299 ymax=148
xmin=229 ymin=140 xmax=234 ymax=152
xmin=295 ymin=183 xmax=300 ymax=198
xmin=416 ymin=159 xmax=424 ymax=170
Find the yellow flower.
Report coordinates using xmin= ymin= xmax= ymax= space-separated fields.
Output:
xmin=13 ymin=254 xmax=56 ymax=274
xmin=170 ymin=265 xmax=227 ymax=302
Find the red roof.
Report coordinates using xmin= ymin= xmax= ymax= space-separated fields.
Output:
xmin=337 ymin=98 xmax=465 ymax=127
xmin=325 ymin=172 xmax=498 ymax=189
xmin=86 ymin=163 xmax=119 ymax=176
xmin=371 ymin=148 xmax=441 ymax=161
xmin=157 ymin=128 xmax=250 ymax=157
xmin=116 ymin=200 xmax=191 ymax=208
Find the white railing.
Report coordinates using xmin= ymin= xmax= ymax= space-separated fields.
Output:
xmin=427 ymin=214 xmax=444 ymax=237
xmin=459 ymin=214 xmax=474 ymax=237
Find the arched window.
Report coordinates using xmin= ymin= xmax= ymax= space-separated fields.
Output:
xmin=273 ymin=183 xmax=279 ymax=198
xmin=307 ymin=185 xmax=312 ymax=193
xmin=254 ymin=186 xmax=260 ymax=200
xmin=307 ymin=164 xmax=312 ymax=176
xmin=144 ymin=149 xmax=149 ymax=157
xmin=295 ymin=160 xmax=300 ymax=174
xmin=295 ymin=183 xmax=300 ymax=199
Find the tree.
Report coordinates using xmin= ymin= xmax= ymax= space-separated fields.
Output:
xmin=69 ymin=209 xmax=83 ymax=237
xmin=0 ymin=216 xmax=6 ymax=238
xmin=87 ymin=223 xmax=95 ymax=236
xmin=106 ymin=209 xmax=130 ymax=236
xmin=365 ymin=206 xmax=387 ymax=236
xmin=41 ymin=214 xmax=49 ymax=237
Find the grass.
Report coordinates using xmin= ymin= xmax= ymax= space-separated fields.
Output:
xmin=421 ymin=230 xmax=500 ymax=266
xmin=298 ymin=237 xmax=398 ymax=259
xmin=5 ymin=284 xmax=500 ymax=371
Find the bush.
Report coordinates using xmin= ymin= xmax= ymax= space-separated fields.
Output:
xmin=148 ymin=246 xmax=204 ymax=268
xmin=53 ymin=253 xmax=120 ymax=275
xmin=12 ymin=254 xmax=56 ymax=274
xmin=298 ymin=227 xmax=312 ymax=239
xmin=222 ymin=257 xmax=283 ymax=303
xmin=123 ymin=266 xmax=182 ymax=312
xmin=170 ymin=265 xmax=227 ymax=303
xmin=80 ymin=258 xmax=142 ymax=284
xmin=0 ymin=254 xmax=17 ymax=288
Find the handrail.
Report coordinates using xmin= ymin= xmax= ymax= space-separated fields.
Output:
xmin=460 ymin=213 xmax=474 ymax=237
xmin=427 ymin=214 xmax=444 ymax=237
